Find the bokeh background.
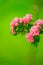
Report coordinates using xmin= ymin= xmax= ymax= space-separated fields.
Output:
xmin=0 ymin=0 xmax=43 ymax=65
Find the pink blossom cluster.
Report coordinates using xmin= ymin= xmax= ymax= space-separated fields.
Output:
xmin=10 ymin=14 xmax=32 ymax=34
xmin=26 ymin=19 xmax=43 ymax=43
xmin=10 ymin=14 xmax=43 ymax=43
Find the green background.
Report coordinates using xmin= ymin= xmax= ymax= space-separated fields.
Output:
xmin=0 ymin=0 xmax=43 ymax=65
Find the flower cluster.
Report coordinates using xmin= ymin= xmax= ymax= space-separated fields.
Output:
xmin=26 ymin=19 xmax=43 ymax=43
xmin=10 ymin=14 xmax=32 ymax=34
xmin=10 ymin=14 xmax=43 ymax=44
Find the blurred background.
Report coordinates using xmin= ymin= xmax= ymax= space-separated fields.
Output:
xmin=0 ymin=0 xmax=43 ymax=65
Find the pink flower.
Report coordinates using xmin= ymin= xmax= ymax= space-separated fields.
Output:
xmin=28 ymin=37 xmax=34 ymax=43
xmin=26 ymin=14 xmax=32 ymax=22
xmin=13 ymin=17 xmax=19 ymax=26
xmin=10 ymin=17 xmax=19 ymax=27
xmin=26 ymin=33 xmax=34 ymax=43
xmin=19 ymin=18 xmax=23 ymax=23
xmin=34 ymin=19 xmax=43 ymax=25
xmin=36 ymin=25 xmax=41 ymax=29
xmin=23 ymin=14 xmax=32 ymax=25
xmin=30 ymin=26 xmax=40 ymax=36
xmin=26 ymin=33 xmax=33 ymax=39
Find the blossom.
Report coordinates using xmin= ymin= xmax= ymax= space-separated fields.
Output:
xmin=30 ymin=25 xmax=40 ymax=36
xmin=26 ymin=33 xmax=34 ymax=43
xmin=34 ymin=19 xmax=43 ymax=25
xmin=35 ymin=25 xmax=41 ymax=29
xmin=23 ymin=14 xmax=32 ymax=25
xmin=28 ymin=37 xmax=34 ymax=43
xmin=10 ymin=17 xmax=19 ymax=27
xmin=26 ymin=14 xmax=32 ymax=22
